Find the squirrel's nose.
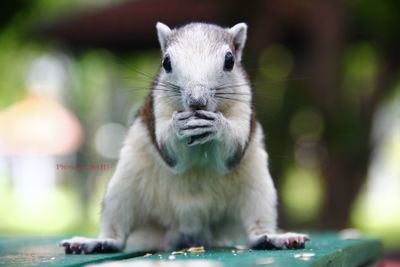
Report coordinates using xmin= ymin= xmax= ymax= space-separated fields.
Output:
xmin=188 ymin=98 xmax=207 ymax=110
xmin=185 ymin=86 xmax=208 ymax=110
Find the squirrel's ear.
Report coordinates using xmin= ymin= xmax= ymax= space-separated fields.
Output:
xmin=228 ymin=23 xmax=248 ymax=61
xmin=156 ymin=22 xmax=172 ymax=53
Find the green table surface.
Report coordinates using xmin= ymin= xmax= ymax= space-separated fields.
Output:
xmin=0 ymin=233 xmax=382 ymax=267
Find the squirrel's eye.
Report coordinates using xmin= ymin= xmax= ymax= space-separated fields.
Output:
xmin=162 ymin=55 xmax=172 ymax=73
xmin=223 ymin=52 xmax=234 ymax=71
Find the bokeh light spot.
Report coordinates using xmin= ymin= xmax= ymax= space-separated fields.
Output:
xmin=95 ymin=123 xmax=127 ymax=159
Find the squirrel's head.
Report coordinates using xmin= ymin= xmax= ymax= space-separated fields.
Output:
xmin=155 ymin=22 xmax=249 ymax=112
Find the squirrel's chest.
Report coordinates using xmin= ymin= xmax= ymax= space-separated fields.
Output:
xmin=145 ymin=168 xmax=241 ymax=226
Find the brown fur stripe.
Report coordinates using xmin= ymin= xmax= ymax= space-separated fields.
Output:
xmin=138 ymin=94 xmax=156 ymax=145
xmin=138 ymin=93 xmax=176 ymax=167
xmin=227 ymin=107 xmax=257 ymax=169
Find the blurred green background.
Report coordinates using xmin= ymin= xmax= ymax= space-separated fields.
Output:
xmin=0 ymin=0 xmax=399 ymax=253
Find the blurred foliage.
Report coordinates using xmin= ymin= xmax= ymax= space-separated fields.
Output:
xmin=281 ymin=165 xmax=323 ymax=224
xmin=0 ymin=0 xmax=157 ymax=235
xmin=342 ymin=42 xmax=377 ymax=103
xmin=347 ymin=0 xmax=400 ymax=45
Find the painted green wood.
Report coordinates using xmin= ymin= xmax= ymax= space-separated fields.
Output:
xmin=126 ymin=233 xmax=382 ymax=267
xmin=0 ymin=236 xmax=144 ymax=267
xmin=0 ymin=233 xmax=382 ymax=267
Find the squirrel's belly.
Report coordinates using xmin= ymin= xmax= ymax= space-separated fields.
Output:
xmin=140 ymin=164 xmax=240 ymax=229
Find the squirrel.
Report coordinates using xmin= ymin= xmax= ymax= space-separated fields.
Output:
xmin=61 ymin=22 xmax=309 ymax=254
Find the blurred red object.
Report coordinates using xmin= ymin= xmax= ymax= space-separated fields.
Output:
xmin=378 ymin=259 xmax=400 ymax=267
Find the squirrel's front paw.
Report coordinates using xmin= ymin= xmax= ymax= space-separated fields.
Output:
xmin=173 ymin=110 xmax=222 ymax=146
xmin=251 ymin=232 xmax=310 ymax=250
xmin=60 ymin=236 xmax=123 ymax=254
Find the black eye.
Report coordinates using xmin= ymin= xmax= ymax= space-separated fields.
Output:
xmin=224 ymin=52 xmax=234 ymax=71
xmin=162 ymin=55 xmax=172 ymax=73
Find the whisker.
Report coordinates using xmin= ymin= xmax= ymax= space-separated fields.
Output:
xmin=116 ymin=62 xmax=181 ymax=92
xmin=215 ymin=95 xmax=249 ymax=104
xmin=215 ymin=90 xmax=278 ymax=100
xmin=215 ymin=92 xmax=251 ymax=96
xmin=123 ymin=87 xmax=177 ymax=93
xmin=156 ymin=85 xmax=181 ymax=93
xmin=157 ymin=81 xmax=181 ymax=91
xmin=153 ymin=95 xmax=182 ymax=107
xmin=215 ymin=77 xmax=309 ymax=91
xmin=164 ymin=94 xmax=181 ymax=98
xmin=120 ymin=81 xmax=181 ymax=92
xmin=155 ymin=84 xmax=181 ymax=91
xmin=135 ymin=69 xmax=157 ymax=80
xmin=216 ymin=85 xmax=300 ymax=101
xmin=214 ymin=83 xmax=251 ymax=90
xmin=120 ymin=64 xmax=158 ymax=80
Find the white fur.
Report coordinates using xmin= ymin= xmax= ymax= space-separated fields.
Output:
xmin=97 ymin=119 xmax=277 ymax=250
xmin=156 ymin=22 xmax=172 ymax=53
xmin=228 ymin=23 xmax=247 ymax=60
xmin=61 ymin=23 xmax=308 ymax=253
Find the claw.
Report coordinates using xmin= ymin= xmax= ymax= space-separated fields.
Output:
xmin=64 ymin=245 xmax=72 ymax=254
